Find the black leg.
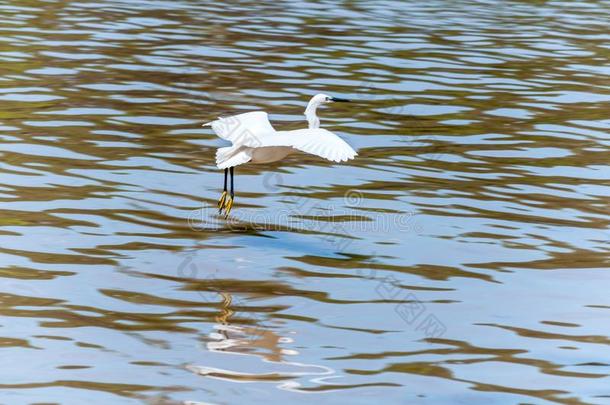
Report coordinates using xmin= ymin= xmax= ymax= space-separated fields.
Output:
xmin=230 ymin=167 xmax=234 ymax=198
xmin=223 ymin=168 xmax=228 ymax=193
xmin=224 ymin=167 xmax=235 ymax=217
xmin=218 ymin=168 xmax=228 ymax=213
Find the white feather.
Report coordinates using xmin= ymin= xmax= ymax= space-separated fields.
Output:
xmin=253 ymin=129 xmax=357 ymax=163
xmin=216 ymin=147 xmax=252 ymax=169
xmin=207 ymin=94 xmax=357 ymax=169
xmin=205 ymin=111 xmax=275 ymax=147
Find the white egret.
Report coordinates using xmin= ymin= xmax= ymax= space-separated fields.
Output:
xmin=203 ymin=94 xmax=357 ymax=217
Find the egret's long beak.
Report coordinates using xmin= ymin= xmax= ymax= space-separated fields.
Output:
xmin=330 ymin=97 xmax=350 ymax=102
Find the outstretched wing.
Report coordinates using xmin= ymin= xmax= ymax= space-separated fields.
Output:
xmin=204 ymin=113 xmax=356 ymax=163
xmin=256 ymin=128 xmax=357 ymax=163
xmin=204 ymin=111 xmax=275 ymax=147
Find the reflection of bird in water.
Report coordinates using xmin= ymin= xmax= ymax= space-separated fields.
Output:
xmin=210 ymin=291 xmax=286 ymax=363
xmin=189 ymin=290 xmax=337 ymax=390
xmin=203 ymin=94 xmax=357 ymax=217
xmin=215 ymin=292 xmax=233 ymax=331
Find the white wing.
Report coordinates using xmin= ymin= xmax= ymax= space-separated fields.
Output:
xmin=204 ymin=111 xmax=275 ymax=146
xmin=255 ymin=128 xmax=357 ymax=163
xmin=205 ymin=112 xmax=356 ymax=163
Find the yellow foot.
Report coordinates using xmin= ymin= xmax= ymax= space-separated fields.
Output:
xmin=218 ymin=191 xmax=227 ymax=213
xmin=224 ymin=195 xmax=234 ymax=218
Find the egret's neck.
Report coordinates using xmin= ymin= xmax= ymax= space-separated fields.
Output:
xmin=305 ymin=101 xmax=321 ymax=129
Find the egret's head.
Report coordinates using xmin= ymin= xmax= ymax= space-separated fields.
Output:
xmin=305 ymin=93 xmax=350 ymax=129
xmin=310 ymin=93 xmax=351 ymax=106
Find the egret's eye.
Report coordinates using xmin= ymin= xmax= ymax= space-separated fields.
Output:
xmin=325 ymin=97 xmax=330 ymax=101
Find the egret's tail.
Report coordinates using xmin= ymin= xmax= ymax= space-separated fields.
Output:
xmin=215 ymin=146 xmax=234 ymax=163
xmin=215 ymin=146 xmax=252 ymax=169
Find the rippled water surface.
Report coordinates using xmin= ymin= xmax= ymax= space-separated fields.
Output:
xmin=1 ymin=0 xmax=610 ymax=403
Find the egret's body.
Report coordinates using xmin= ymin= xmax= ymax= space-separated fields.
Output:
xmin=250 ymin=146 xmax=293 ymax=164
xmin=204 ymin=93 xmax=357 ymax=216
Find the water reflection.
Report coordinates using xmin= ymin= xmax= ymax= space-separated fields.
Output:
xmin=0 ymin=0 xmax=609 ymax=403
